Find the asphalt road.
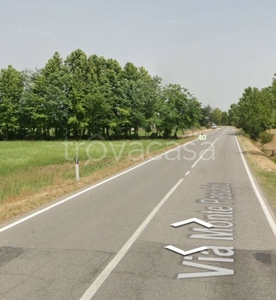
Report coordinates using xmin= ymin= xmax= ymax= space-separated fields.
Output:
xmin=0 ymin=126 xmax=276 ymax=300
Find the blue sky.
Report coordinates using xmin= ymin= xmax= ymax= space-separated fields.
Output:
xmin=1 ymin=0 xmax=276 ymax=111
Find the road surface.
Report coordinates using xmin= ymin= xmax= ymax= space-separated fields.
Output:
xmin=0 ymin=126 xmax=276 ymax=300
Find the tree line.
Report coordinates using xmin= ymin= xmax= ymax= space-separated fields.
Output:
xmin=228 ymin=74 xmax=276 ymax=139
xmin=0 ymin=49 xmax=226 ymax=140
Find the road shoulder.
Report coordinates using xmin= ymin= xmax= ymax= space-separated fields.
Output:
xmin=236 ymin=133 xmax=276 ymax=218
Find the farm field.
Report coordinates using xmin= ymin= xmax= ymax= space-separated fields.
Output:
xmin=0 ymin=135 xmax=200 ymax=222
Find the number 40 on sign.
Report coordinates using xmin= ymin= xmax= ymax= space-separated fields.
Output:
xmin=198 ymin=134 xmax=207 ymax=141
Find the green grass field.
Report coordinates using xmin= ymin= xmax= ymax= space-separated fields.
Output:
xmin=0 ymin=138 xmax=190 ymax=204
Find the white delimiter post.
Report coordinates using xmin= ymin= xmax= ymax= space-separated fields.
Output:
xmin=75 ymin=158 xmax=80 ymax=181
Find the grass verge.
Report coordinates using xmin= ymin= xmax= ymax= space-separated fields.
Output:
xmin=237 ymin=135 xmax=276 ymax=214
xmin=0 ymin=135 xmax=201 ymax=222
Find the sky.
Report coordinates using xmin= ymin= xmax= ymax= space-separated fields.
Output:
xmin=0 ymin=0 xmax=276 ymax=111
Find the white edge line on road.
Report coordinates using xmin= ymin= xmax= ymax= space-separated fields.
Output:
xmin=79 ymin=178 xmax=184 ymax=300
xmin=0 ymin=137 xmax=199 ymax=234
xmin=235 ymin=132 xmax=276 ymax=237
xmin=191 ymin=128 xmax=227 ymax=169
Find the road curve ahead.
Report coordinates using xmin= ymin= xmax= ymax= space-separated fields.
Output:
xmin=0 ymin=126 xmax=276 ymax=300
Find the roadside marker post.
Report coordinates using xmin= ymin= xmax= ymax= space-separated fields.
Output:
xmin=75 ymin=158 xmax=80 ymax=181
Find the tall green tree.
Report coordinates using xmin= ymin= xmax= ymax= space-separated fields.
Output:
xmin=26 ymin=70 xmax=49 ymax=136
xmin=65 ymin=49 xmax=97 ymax=138
xmin=237 ymin=87 xmax=274 ymax=139
xmin=90 ymin=55 xmax=122 ymax=137
xmin=0 ymin=49 xmax=211 ymax=140
xmin=221 ymin=111 xmax=228 ymax=125
xmin=17 ymin=69 xmax=35 ymax=137
xmin=199 ymin=104 xmax=213 ymax=127
xmin=119 ymin=62 xmax=142 ymax=137
xmin=270 ymin=74 xmax=276 ymax=127
xmin=0 ymin=65 xmax=24 ymax=139
xmin=212 ymin=108 xmax=222 ymax=125
xmin=228 ymin=103 xmax=239 ymax=126
xmin=157 ymin=84 xmax=201 ymax=137
xmin=143 ymin=75 xmax=162 ymax=135
xmin=41 ymin=52 xmax=70 ymax=137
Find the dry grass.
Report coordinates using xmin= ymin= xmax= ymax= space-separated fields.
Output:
xmin=238 ymin=133 xmax=276 ymax=213
xmin=254 ymin=129 xmax=276 ymax=154
xmin=241 ymin=137 xmax=276 ymax=172
xmin=0 ymin=157 xmax=139 ymax=221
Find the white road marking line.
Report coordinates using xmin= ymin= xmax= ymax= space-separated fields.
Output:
xmin=191 ymin=128 xmax=227 ymax=169
xmin=165 ymin=245 xmax=208 ymax=256
xmin=79 ymin=178 xmax=184 ymax=300
xmin=171 ymin=218 xmax=214 ymax=229
xmin=235 ymin=131 xmax=276 ymax=237
xmin=185 ymin=171 xmax=190 ymax=176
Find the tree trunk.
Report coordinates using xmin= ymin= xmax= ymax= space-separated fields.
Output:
xmin=174 ymin=127 xmax=178 ymax=138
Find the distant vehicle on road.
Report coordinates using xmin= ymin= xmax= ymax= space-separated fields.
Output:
xmin=212 ymin=124 xmax=217 ymax=129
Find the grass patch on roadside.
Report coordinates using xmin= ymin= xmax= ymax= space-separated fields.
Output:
xmin=238 ymin=135 xmax=276 ymax=212
xmin=0 ymin=139 xmax=176 ymax=201
xmin=255 ymin=169 xmax=276 ymax=198
xmin=0 ymin=137 xmax=197 ymax=222
xmin=251 ymin=168 xmax=276 ymax=213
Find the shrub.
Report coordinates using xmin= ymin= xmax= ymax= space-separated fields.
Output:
xmin=259 ymin=131 xmax=274 ymax=145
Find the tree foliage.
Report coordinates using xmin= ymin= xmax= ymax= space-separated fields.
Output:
xmin=0 ymin=50 xmax=205 ymax=140
xmin=230 ymin=85 xmax=275 ymax=139
xmin=0 ymin=65 xmax=24 ymax=139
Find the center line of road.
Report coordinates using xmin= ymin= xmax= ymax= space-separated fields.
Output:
xmin=79 ymin=178 xmax=184 ymax=300
xmin=191 ymin=128 xmax=226 ymax=169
